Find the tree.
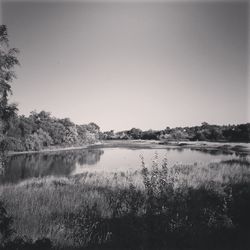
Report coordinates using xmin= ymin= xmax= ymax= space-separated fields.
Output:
xmin=0 ymin=25 xmax=19 ymax=168
xmin=128 ymin=128 xmax=142 ymax=139
xmin=24 ymin=128 xmax=53 ymax=151
xmin=0 ymin=25 xmax=19 ymax=135
xmin=63 ymin=125 xmax=78 ymax=145
xmin=141 ymin=129 xmax=159 ymax=140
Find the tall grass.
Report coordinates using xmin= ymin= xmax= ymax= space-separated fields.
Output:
xmin=0 ymin=157 xmax=250 ymax=249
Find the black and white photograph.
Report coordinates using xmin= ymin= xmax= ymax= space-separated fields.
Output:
xmin=0 ymin=0 xmax=249 ymax=249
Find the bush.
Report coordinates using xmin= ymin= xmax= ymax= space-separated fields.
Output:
xmin=0 ymin=201 xmax=13 ymax=245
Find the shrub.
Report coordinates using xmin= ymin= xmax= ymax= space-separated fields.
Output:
xmin=0 ymin=201 xmax=13 ymax=245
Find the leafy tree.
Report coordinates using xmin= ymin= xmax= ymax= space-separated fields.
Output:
xmin=0 ymin=25 xmax=19 ymax=168
xmin=87 ymin=122 xmax=100 ymax=133
xmin=0 ymin=25 xmax=19 ymax=137
xmin=63 ymin=125 xmax=78 ymax=145
xmin=128 ymin=128 xmax=142 ymax=139
xmin=101 ymin=130 xmax=115 ymax=140
xmin=141 ymin=129 xmax=159 ymax=140
xmin=25 ymin=128 xmax=53 ymax=151
xmin=48 ymin=121 xmax=67 ymax=145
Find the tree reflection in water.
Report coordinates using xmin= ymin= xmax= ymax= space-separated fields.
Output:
xmin=0 ymin=149 xmax=104 ymax=184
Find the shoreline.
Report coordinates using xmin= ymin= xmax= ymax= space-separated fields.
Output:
xmin=7 ymin=144 xmax=99 ymax=156
xmin=7 ymin=140 xmax=250 ymax=156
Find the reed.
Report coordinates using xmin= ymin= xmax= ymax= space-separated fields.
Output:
xmin=0 ymin=158 xmax=250 ymax=249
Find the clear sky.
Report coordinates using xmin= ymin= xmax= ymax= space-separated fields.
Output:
xmin=0 ymin=0 xmax=249 ymax=131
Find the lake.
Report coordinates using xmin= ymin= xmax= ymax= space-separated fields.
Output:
xmin=0 ymin=144 xmax=247 ymax=184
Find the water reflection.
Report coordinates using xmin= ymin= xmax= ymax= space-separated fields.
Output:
xmin=0 ymin=149 xmax=104 ymax=184
xmin=190 ymin=148 xmax=235 ymax=156
xmin=165 ymin=147 xmax=185 ymax=153
xmin=0 ymin=146 xmax=247 ymax=184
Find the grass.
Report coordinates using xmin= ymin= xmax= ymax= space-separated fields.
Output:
xmin=0 ymin=157 xmax=250 ymax=249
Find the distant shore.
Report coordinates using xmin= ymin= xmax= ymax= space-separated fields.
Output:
xmin=7 ymin=140 xmax=250 ymax=156
xmin=100 ymin=140 xmax=250 ymax=155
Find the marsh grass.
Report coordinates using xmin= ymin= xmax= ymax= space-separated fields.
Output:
xmin=0 ymin=157 xmax=250 ymax=249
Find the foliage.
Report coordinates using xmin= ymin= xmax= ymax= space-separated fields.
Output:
xmin=0 ymin=25 xmax=19 ymax=147
xmin=4 ymin=110 xmax=101 ymax=152
xmin=0 ymin=25 xmax=19 ymax=174
xmin=103 ymin=123 xmax=250 ymax=142
xmin=24 ymin=128 xmax=53 ymax=151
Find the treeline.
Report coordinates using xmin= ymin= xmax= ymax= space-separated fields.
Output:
xmin=6 ymin=115 xmax=250 ymax=153
xmin=4 ymin=113 xmax=250 ymax=152
xmin=101 ymin=122 xmax=250 ymax=142
xmin=4 ymin=111 xmax=100 ymax=152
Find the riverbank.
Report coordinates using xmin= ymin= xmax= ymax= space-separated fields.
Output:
xmin=7 ymin=142 xmax=103 ymax=156
xmin=7 ymin=140 xmax=250 ymax=156
xmin=98 ymin=140 xmax=250 ymax=155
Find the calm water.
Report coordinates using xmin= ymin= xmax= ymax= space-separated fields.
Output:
xmin=0 ymin=147 xmax=246 ymax=184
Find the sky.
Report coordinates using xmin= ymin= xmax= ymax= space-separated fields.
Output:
xmin=0 ymin=0 xmax=249 ymax=131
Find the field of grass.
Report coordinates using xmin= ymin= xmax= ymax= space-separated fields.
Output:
xmin=1 ymin=157 xmax=250 ymax=249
